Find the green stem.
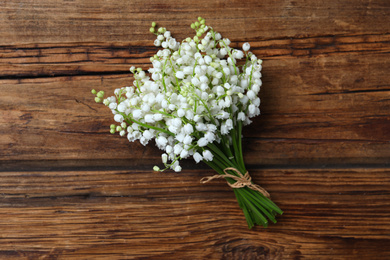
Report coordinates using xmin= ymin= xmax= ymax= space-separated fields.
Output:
xmin=237 ymin=120 xmax=245 ymax=171
xmin=169 ymin=58 xmax=180 ymax=91
xmin=230 ymin=126 xmax=245 ymax=173
xmin=216 ymin=136 xmax=235 ymax=164
xmin=207 ymin=143 xmax=234 ymax=168
xmin=221 ymin=40 xmax=238 ymax=76
xmin=201 ymin=123 xmax=282 ymax=229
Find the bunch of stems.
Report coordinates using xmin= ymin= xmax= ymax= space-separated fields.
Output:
xmin=203 ymin=120 xmax=283 ymax=228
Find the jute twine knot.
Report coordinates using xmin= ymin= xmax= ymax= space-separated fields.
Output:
xmin=200 ymin=167 xmax=270 ymax=198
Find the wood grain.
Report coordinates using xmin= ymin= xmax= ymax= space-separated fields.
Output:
xmin=0 ymin=0 xmax=389 ymax=259
xmin=0 ymin=169 xmax=389 ymax=259
xmin=1 ymin=0 xmax=389 ymax=44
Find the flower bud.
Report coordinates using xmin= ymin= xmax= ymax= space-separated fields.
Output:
xmin=242 ymin=42 xmax=250 ymax=52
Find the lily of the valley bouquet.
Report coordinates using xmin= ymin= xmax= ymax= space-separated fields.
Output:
xmin=93 ymin=18 xmax=282 ymax=228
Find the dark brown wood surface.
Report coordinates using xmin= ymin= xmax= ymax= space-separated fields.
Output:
xmin=1 ymin=0 xmax=389 ymax=259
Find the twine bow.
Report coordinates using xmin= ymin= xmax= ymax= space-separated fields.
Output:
xmin=200 ymin=167 xmax=270 ymax=198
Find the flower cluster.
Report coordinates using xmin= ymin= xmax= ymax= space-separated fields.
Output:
xmin=93 ymin=18 xmax=283 ymax=229
xmin=93 ymin=17 xmax=262 ymax=173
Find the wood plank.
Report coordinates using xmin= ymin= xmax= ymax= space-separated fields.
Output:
xmin=1 ymin=0 xmax=389 ymax=45
xmin=1 ymin=33 xmax=389 ymax=78
xmin=0 ymin=168 xmax=389 ymax=259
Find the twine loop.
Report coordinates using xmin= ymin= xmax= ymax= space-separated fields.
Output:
xmin=200 ymin=167 xmax=270 ymax=198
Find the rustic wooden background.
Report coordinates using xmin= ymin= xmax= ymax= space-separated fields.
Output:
xmin=1 ymin=0 xmax=389 ymax=259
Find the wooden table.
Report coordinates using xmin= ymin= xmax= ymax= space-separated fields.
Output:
xmin=1 ymin=0 xmax=389 ymax=259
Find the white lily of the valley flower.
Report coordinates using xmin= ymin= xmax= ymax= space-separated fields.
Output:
xmin=95 ymin=17 xmax=262 ymax=172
